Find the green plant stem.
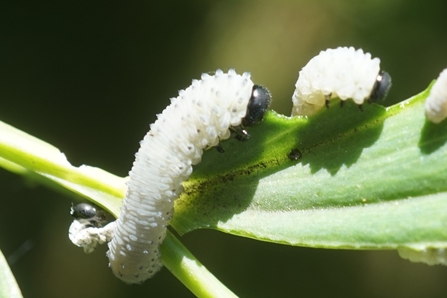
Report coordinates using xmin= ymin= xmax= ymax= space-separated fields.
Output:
xmin=0 ymin=120 xmax=125 ymax=216
xmin=161 ymin=231 xmax=238 ymax=298
xmin=0 ymin=120 xmax=238 ymax=296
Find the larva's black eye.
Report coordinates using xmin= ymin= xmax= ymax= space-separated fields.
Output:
xmin=242 ymin=85 xmax=271 ymax=127
xmin=71 ymin=203 xmax=98 ymax=219
xmin=370 ymin=71 xmax=392 ymax=102
xmin=70 ymin=203 xmax=107 ymax=227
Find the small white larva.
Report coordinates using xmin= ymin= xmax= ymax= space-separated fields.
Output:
xmin=98 ymin=69 xmax=271 ymax=284
xmin=425 ymin=68 xmax=447 ymax=123
xmin=292 ymin=47 xmax=392 ymax=116
xmin=398 ymin=247 xmax=447 ymax=266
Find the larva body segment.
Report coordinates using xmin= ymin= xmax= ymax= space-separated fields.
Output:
xmin=292 ymin=47 xmax=390 ymax=116
xmin=107 ymin=69 xmax=265 ymax=284
xmin=425 ymin=68 xmax=447 ymax=123
xmin=398 ymin=247 xmax=447 ymax=266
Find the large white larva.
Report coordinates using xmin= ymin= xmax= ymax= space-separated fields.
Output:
xmin=425 ymin=68 xmax=447 ymax=123
xmin=69 ymin=69 xmax=270 ymax=284
xmin=292 ymin=46 xmax=392 ymax=116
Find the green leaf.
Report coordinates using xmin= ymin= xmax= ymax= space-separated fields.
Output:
xmin=172 ymin=83 xmax=447 ymax=251
xmin=1 ymin=82 xmax=446 ymax=296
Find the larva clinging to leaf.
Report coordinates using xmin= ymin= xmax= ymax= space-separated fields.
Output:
xmin=69 ymin=69 xmax=271 ymax=284
xmin=425 ymin=68 xmax=447 ymax=123
xmin=292 ymin=47 xmax=391 ymax=116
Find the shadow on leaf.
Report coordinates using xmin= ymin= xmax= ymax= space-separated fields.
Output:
xmin=293 ymin=100 xmax=386 ymax=176
xmin=419 ymin=119 xmax=447 ymax=154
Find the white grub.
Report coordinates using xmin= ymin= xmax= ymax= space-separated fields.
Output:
xmin=292 ymin=47 xmax=390 ymax=116
xmin=425 ymin=69 xmax=447 ymax=123
xmin=107 ymin=69 xmax=256 ymax=284
xmin=398 ymin=247 xmax=447 ymax=266
xmin=68 ymin=70 xmax=271 ymax=284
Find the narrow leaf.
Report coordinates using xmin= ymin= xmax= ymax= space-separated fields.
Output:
xmin=172 ymin=84 xmax=447 ymax=251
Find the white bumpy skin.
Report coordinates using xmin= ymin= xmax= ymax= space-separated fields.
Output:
xmin=425 ymin=68 xmax=447 ymax=123
xmin=292 ymin=47 xmax=384 ymax=116
xmin=398 ymin=247 xmax=447 ymax=266
xmin=107 ymin=69 xmax=256 ymax=284
xmin=69 ymin=219 xmax=116 ymax=253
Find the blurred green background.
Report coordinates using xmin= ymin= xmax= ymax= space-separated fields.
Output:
xmin=1 ymin=1 xmax=447 ymax=297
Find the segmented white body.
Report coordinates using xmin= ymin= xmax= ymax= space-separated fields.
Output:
xmin=425 ymin=68 xmax=447 ymax=123
xmin=398 ymin=247 xmax=447 ymax=266
xmin=292 ymin=47 xmax=382 ymax=116
xmin=107 ymin=69 xmax=254 ymax=283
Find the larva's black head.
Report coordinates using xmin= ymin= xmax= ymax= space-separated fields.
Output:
xmin=370 ymin=71 xmax=392 ymax=101
xmin=71 ymin=203 xmax=107 ymax=227
xmin=242 ymin=85 xmax=271 ymax=127
xmin=71 ymin=203 xmax=98 ymax=219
